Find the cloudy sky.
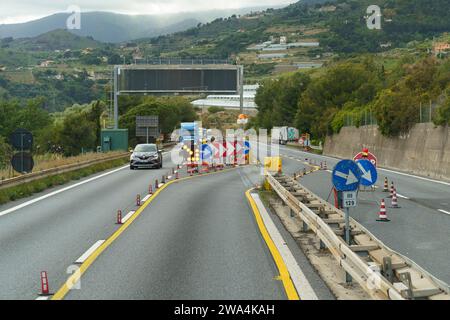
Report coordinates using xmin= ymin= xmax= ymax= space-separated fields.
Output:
xmin=0 ymin=0 xmax=295 ymax=24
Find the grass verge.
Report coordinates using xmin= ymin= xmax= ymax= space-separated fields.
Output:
xmin=0 ymin=157 xmax=128 ymax=205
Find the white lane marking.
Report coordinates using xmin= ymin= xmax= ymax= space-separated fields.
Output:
xmin=0 ymin=151 xmax=172 ymax=218
xmin=167 ymin=175 xmax=173 ymax=180
xmin=75 ymin=240 xmax=105 ymax=264
xmin=396 ymin=193 xmax=410 ymax=199
xmin=251 ymin=193 xmax=318 ymax=300
xmin=0 ymin=165 xmax=128 ymax=218
xmin=121 ymin=211 xmax=136 ymax=224
xmin=438 ymin=209 xmax=450 ymax=215
xmin=141 ymin=194 xmax=151 ymax=202
xmin=35 ymin=296 xmax=50 ymax=300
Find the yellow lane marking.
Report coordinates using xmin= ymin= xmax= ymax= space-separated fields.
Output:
xmin=51 ymin=167 xmax=238 ymax=300
xmin=245 ymin=189 xmax=300 ymax=300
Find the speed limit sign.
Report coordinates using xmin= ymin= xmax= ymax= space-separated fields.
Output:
xmin=343 ymin=191 xmax=357 ymax=208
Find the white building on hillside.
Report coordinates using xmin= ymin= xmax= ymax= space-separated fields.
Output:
xmin=191 ymin=85 xmax=259 ymax=111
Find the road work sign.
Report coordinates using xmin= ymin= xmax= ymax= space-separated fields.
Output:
xmin=332 ymin=160 xmax=362 ymax=192
xmin=353 ymin=149 xmax=377 ymax=167
xmin=356 ymin=159 xmax=377 ymax=187
xmin=343 ymin=191 xmax=357 ymax=207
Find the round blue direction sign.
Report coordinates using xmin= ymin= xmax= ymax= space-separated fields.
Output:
xmin=201 ymin=144 xmax=213 ymax=160
xmin=332 ymin=160 xmax=362 ymax=192
xmin=356 ymin=159 xmax=378 ymax=187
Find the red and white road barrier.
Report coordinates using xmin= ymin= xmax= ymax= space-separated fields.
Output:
xmin=377 ymin=199 xmax=390 ymax=222
xmin=390 ymin=188 xmax=400 ymax=208
xmin=136 ymin=194 xmax=141 ymax=206
xmin=40 ymin=271 xmax=50 ymax=296
xmin=116 ymin=210 xmax=123 ymax=224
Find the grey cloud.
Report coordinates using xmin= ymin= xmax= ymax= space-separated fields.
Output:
xmin=0 ymin=0 xmax=294 ymax=23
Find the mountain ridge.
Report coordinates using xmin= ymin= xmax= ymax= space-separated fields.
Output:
xmin=0 ymin=6 xmax=288 ymax=43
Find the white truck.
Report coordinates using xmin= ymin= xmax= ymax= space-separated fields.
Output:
xmin=271 ymin=126 xmax=288 ymax=145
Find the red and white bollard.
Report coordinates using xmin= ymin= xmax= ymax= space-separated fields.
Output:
xmin=149 ymin=185 xmax=153 ymax=195
xmin=162 ymin=175 xmax=166 ymax=184
xmin=175 ymin=171 xmax=179 ymax=179
xmin=116 ymin=210 xmax=123 ymax=224
xmin=136 ymin=194 xmax=141 ymax=206
xmin=155 ymin=179 xmax=159 ymax=190
xmin=377 ymin=199 xmax=390 ymax=222
xmin=40 ymin=271 xmax=50 ymax=296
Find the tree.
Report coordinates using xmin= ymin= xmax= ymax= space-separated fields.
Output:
xmin=60 ymin=111 xmax=97 ymax=156
xmin=119 ymin=97 xmax=197 ymax=146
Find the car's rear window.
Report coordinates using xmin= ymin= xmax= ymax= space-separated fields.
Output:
xmin=134 ymin=145 xmax=157 ymax=152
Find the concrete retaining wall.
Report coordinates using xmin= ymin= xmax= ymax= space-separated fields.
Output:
xmin=323 ymin=123 xmax=450 ymax=181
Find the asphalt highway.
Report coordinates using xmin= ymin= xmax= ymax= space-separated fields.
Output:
xmin=275 ymin=144 xmax=450 ymax=285
xmin=0 ymin=150 xmax=334 ymax=300
xmin=63 ymin=167 xmax=333 ymax=299
xmin=0 ymin=152 xmax=176 ymax=299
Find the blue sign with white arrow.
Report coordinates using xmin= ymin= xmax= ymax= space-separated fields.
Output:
xmin=332 ymin=160 xmax=362 ymax=192
xmin=201 ymin=144 xmax=213 ymax=160
xmin=356 ymin=159 xmax=377 ymax=187
xmin=244 ymin=141 xmax=250 ymax=155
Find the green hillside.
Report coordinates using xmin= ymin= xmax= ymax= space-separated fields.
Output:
xmin=9 ymin=29 xmax=103 ymax=51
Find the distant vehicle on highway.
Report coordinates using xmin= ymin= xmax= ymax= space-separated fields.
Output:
xmin=130 ymin=144 xmax=163 ymax=170
xmin=272 ymin=126 xmax=299 ymax=145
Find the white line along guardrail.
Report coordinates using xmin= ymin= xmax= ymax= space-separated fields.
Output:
xmin=266 ymin=172 xmax=450 ymax=300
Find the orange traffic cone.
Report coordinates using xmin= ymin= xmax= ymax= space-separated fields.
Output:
xmin=377 ymin=199 xmax=390 ymax=222
xmin=383 ymin=177 xmax=389 ymax=192
xmin=389 ymin=182 xmax=395 ymax=198
xmin=390 ymin=188 xmax=400 ymax=208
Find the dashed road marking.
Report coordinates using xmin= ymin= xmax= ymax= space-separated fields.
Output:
xmin=438 ymin=209 xmax=450 ymax=215
xmin=396 ymin=193 xmax=410 ymax=199
xmin=121 ymin=211 xmax=136 ymax=224
xmin=75 ymin=240 xmax=106 ymax=264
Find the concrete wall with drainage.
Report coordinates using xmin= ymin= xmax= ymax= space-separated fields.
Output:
xmin=323 ymin=123 xmax=450 ymax=181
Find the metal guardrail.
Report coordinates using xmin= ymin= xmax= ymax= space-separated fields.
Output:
xmin=0 ymin=153 xmax=129 ymax=190
xmin=266 ymin=171 xmax=450 ymax=300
